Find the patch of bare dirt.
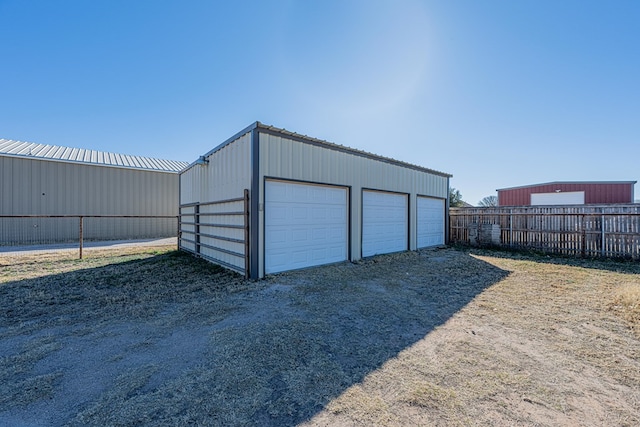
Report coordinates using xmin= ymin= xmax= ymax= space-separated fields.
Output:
xmin=304 ymin=251 xmax=640 ymax=427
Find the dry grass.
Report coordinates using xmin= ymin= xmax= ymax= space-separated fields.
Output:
xmin=326 ymin=385 xmax=397 ymax=426
xmin=0 ymin=336 xmax=63 ymax=409
xmin=400 ymin=380 xmax=459 ymax=409
xmin=0 ymin=245 xmax=176 ymax=282
xmin=611 ymin=282 xmax=640 ymax=334
xmin=304 ymin=250 xmax=640 ymax=427
xmin=1 ymin=246 xmax=249 ymax=330
xmin=1 ymin=246 xmax=639 ymax=426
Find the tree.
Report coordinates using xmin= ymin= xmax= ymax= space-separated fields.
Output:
xmin=478 ymin=195 xmax=498 ymax=207
xmin=449 ymin=187 xmax=464 ymax=207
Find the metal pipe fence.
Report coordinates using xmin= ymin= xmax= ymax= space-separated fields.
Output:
xmin=179 ymin=189 xmax=250 ymax=278
xmin=0 ymin=215 xmax=178 ymax=258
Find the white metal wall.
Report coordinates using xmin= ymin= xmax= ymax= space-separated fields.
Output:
xmin=179 ymin=132 xmax=252 ymax=271
xmin=179 ymin=132 xmax=252 ymax=205
xmin=258 ymin=132 xmax=449 ymax=277
xmin=0 ymin=155 xmax=179 ymax=244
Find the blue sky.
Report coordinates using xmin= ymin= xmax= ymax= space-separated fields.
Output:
xmin=1 ymin=0 xmax=638 ymax=205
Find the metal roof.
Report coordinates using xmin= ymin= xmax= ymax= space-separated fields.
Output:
xmin=195 ymin=121 xmax=452 ymax=178
xmin=0 ymin=139 xmax=189 ymax=172
xmin=497 ymin=181 xmax=637 ymax=191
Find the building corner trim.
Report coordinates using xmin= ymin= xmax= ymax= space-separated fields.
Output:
xmin=249 ymin=129 xmax=260 ymax=279
xmin=445 ymin=177 xmax=451 ymax=245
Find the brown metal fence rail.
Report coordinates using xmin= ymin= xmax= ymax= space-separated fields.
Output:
xmin=0 ymin=215 xmax=179 ymax=259
xmin=179 ymin=189 xmax=250 ymax=278
xmin=450 ymin=205 xmax=640 ymax=259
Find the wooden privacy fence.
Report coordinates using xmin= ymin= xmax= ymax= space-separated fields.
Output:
xmin=179 ymin=189 xmax=250 ymax=278
xmin=0 ymin=215 xmax=178 ymax=259
xmin=450 ymin=205 xmax=640 ymax=259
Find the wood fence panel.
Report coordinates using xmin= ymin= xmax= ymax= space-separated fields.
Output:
xmin=450 ymin=204 xmax=640 ymax=259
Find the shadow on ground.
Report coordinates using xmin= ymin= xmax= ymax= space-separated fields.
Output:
xmin=0 ymin=249 xmax=509 ymax=426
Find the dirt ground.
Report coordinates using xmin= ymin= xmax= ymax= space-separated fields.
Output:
xmin=0 ymin=246 xmax=639 ymax=426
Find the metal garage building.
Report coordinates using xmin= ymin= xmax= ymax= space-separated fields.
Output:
xmin=179 ymin=122 xmax=451 ymax=279
xmin=0 ymin=139 xmax=188 ymax=245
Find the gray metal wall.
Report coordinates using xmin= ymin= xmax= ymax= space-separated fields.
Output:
xmin=1 ymin=156 xmax=179 ymax=245
xmin=257 ymin=131 xmax=449 ymax=277
xmin=179 ymin=132 xmax=251 ymax=271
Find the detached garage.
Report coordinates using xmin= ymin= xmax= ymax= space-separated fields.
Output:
xmin=179 ymin=122 xmax=451 ymax=279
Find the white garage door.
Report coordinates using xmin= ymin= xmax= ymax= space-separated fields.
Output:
xmin=265 ymin=180 xmax=348 ymax=274
xmin=362 ymin=190 xmax=408 ymax=257
xmin=417 ymin=196 xmax=445 ymax=248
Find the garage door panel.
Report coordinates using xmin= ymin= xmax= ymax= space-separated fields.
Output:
xmin=362 ymin=191 xmax=408 ymax=257
xmin=292 ymin=228 xmax=309 ymax=242
xmin=417 ymin=196 xmax=444 ymax=248
xmin=312 ymin=248 xmax=330 ymax=261
xmin=329 ymin=207 xmax=344 ymax=220
xmin=328 ymin=226 xmax=345 ymax=239
xmin=267 ymin=181 xmax=289 ymax=201
xmin=267 ymin=250 xmax=288 ymax=271
xmin=292 ymin=206 xmax=309 ymax=220
xmin=267 ymin=229 xmax=288 ymax=245
xmin=312 ymin=226 xmax=340 ymax=241
xmin=312 ymin=207 xmax=327 ymax=220
xmin=327 ymin=190 xmax=345 ymax=203
xmin=310 ymin=186 xmax=327 ymax=200
xmin=292 ymin=185 xmax=307 ymax=198
xmin=265 ymin=180 xmax=348 ymax=274
xmin=267 ymin=206 xmax=288 ymax=223
xmin=267 ymin=226 xmax=347 ymax=247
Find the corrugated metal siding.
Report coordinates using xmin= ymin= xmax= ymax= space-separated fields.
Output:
xmin=180 ymin=132 xmax=252 ymax=205
xmin=259 ymin=133 xmax=448 ymax=197
xmin=256 ymin=123 xmax=450 ymax=178
xmin=258 ymin=132 xmax=449 ymax=276
xmin=1 ymin=156 xmax=178 ymax=216
xmin=0 ymin=156 xmax=179 ymax=244
xmin=0 ymin=139 xmax=188 ymax=172
xmin=179 ymin=132 xmax=251 ymax=272
xmin=498 ymin=183 xmax=635 ymax=206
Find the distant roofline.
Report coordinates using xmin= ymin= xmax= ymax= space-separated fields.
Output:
xmin=0 ymin=138 xmax=188 ymax=173
xmin=188 ymin=121 xmax=452 ymax=178
xmin=497 ymin=181 xmax=637 ymax=192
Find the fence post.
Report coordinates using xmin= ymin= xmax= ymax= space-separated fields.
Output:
xmin=177 ymin=209 xmax=181 ymax=251
xmin=244 ymin=189 xmax=250 ymax=279
xmin=79 ymin=216 xmax=84 ymax=260
xmin=195 ymin=204 xmax=200 ymax=255
xmin=509 ymin=209 xmax=513 ymax=248
xmin=478 ymin=211 xmax=483 ymax=246
xmin=601 ymin=208 xmax=605 ymax=258
xmin=581 ymin=214 xmax=586 ymax=257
